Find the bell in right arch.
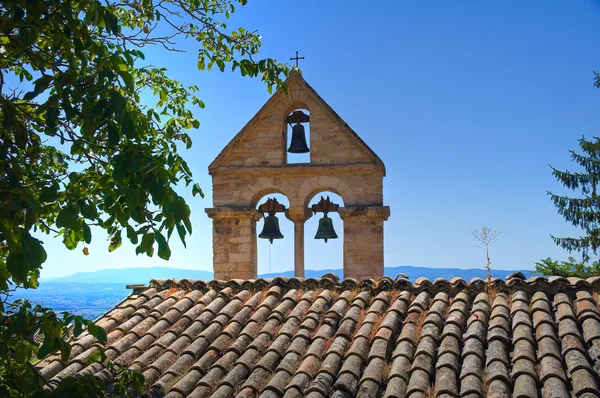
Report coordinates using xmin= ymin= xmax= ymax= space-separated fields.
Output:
xmin=314 ymin=214 xmax=338 ymax=243
xmin=287 ymin=123 xmax=310 ymax=153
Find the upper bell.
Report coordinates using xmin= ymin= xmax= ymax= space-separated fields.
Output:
xmin=258 ymin=214 xmax=284 ymax=243
xmin=314 ymin=214 xmax=338 ymax=243
xmin=287 ymin=123 xmax=310 ymax=153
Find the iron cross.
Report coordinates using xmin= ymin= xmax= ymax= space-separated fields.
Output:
xmin=290 ymin=51 xmax=304 ymax=67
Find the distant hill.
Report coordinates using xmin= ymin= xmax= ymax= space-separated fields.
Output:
xmin=41 ymin=267 xmax=213 ymax=284
xmin=42 ymin=265 xmax=533 ymax=284
xmin=267 ymin=266 xmax=533 ymax=281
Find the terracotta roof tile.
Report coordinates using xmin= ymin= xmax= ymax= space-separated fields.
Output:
xmin=36 ymin=274 xmax=600 ymax=397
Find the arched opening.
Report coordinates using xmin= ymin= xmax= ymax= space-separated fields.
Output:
xmin=286 ymin=109 xmax=310 ymax=164
xmin=256 ymin=193 xmax=294 ymax=277
xmin=304 ymin=191 xmax=344 ymax=279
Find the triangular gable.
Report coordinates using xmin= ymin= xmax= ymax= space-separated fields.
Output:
xmin=209 ymin=71 xmax=385 ymax=175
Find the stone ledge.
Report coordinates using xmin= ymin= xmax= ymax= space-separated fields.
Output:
xmin=205 ymin=207 xmax=262 ymax=220
xmin=209 ymin=162 xmax=384 ymax=176
xmin=338 ymin=206 xmax=391 ymax=220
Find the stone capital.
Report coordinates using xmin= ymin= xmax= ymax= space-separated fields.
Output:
xmin=205 ymin=207 xmax=262 ymax=221
xmin=285 ymin=206 xmax=313 ymax=223
xmin=338 ymin=206 xmax=390 ymax=221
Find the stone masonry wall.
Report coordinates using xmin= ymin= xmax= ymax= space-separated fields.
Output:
xmin=206 ymin=208 xmax=260 ymax=280
xmin=211 ymin=168 xmax=384 ymax=208
xmin=208 ymin=71 xmax=389 ymax=280
xmin=339 ymin=207 xmax=389 ymax=280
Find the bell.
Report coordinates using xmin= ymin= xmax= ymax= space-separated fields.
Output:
xmin=287 ymin=123 xmax=310 ymax=153
xmin=314 ymin=214 xmax=338 ymax=243
xmin=259 ymin=214 xmax=284 ymax=243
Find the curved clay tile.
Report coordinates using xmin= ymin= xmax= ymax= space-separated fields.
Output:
xmin=36 ymin=273 xmax=600 ymax=397
xmin=340 ymin=278 xmax=358 ymax=292
xmin=413 ymin=277 xmax=432 ymax=289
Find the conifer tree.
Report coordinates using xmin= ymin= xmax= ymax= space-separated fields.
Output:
xmin=549 ymin=137 xmax=600 ymax=257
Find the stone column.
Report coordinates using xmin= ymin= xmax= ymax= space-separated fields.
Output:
xmin=205 ymin=207 xmax=262 ymax=280
xmin=338 ymin=206 xmax=390 ymax=280
xmin=285 ymin=207 xmax=313 ymax=278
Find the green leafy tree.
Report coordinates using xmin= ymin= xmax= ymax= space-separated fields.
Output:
xmin=535 ymin=257 xmax=600 ymax=278
xmin=0 ymin=0 xmax=289 ymax=395
xmin=548 ymin=137 xmax=600 ymax=256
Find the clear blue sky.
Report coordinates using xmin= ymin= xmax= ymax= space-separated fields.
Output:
xmin=38 ymin=1 xmax=600 ymax=278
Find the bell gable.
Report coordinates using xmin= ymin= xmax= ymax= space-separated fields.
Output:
xmin=208 ymin=71 xmax=385 ymax=175
xmin=206 ymin=71 xmax=390 ymax=281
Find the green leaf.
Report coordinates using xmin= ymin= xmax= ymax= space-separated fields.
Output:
xmin=129 ymin=151 xmax=142 ymax=173
xmin=7 ymin=253 xmax=28 ymax=282
xmin=108 ymin=231 xmax=122 ymax=252
xmin=37 ymin=339 xmax=55 ymax=359
xmin=118 ymin=70 xmax=135 ymax=90
xmin=138 ymin=233 xmax=154 ymax=256
xmin=154 ymin=232 xmax=171 ymax=260
xmin=82 ymin=223 xmax=92 ymax=244
xmin=93 ymin=326 xmax=107 ymax=343
xmin=122 ymin=111 xmax=136 ymax=139
xmin=192 ymin=183 xmax=204 ymax=198
xmin=39 ymin=185 xmax=59 ymax=204
xmin=177 ymin=224 xmax=187 ymax=248
xmin=64 ymin=229 xmax=79 ymax=250
xmin=74 ymin=318 xmax=84 ymax=336
xmin=0 ymin=219 xmax=18 ymax=249
xmin=15 ymin=343 xmax=29 ymax=364
xmin=86 ymin=322 xmax=107 ymax=343
xmin=125 ymin=188 xmax=140 ymax=208
xmin=88 ymin=352 xmax=104 ymax=365
xmin=183 ymin=216 xmax=192 ymax=234
xmin=110 ymin=90 xmax=126 ymax=113
xmin=23 ymin=74 xmax=53 ymax=100
xmin=104 ymin=12 xmax=119 ymax=34
xmin=107 ymin=123 xmax=120 ymax=145
xmin=126 ymin=225 xmax=138 ymax=244
xmin=80 ymin=201 xmax=98 ymax=220
xmin=60 ymin=341 xmax=72 ymax=362
xmin=56 ymin=206 xmax=78 ymax=229
xmin=23 ymin=234 xmax=47 ymax=265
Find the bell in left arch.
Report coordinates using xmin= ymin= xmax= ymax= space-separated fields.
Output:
xmin=259 ymin=214 xmax=284 ymax=244
xmin=287 ymin=123 xmax=310 ymax=153
xmin=315 ymin=214 xmax=338 ymax=243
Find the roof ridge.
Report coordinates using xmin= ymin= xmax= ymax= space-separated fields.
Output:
xmin=139 ymin=274 xmax=600 ymax=297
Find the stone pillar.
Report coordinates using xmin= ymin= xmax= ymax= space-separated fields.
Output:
xmin=205 ymin=207 xmax=262 ymax=280
xmin=338 ymin=206 xmax=390 ymax=280
xmin=285 ymin=207 xmax=313 ymax=278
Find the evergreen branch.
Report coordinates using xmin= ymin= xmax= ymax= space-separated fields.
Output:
xmin=551 ymin=235 xmax=600 ymax=255
xmin=554 ymin=206 xmax=600 ymax=231
xmin=551 ymin=166 xmax=599 ymax=195
xmin=548 ymin=192 xmax=600 ymax=211
xmin=570 ymin=151 xmax=600 ymax=173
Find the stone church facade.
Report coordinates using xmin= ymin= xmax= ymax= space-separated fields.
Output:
xmin=206 ymin=71 xmax=390 ymax=280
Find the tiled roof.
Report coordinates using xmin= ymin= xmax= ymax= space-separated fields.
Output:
xmin=36 ymin=273 xmax=600 ymax=398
